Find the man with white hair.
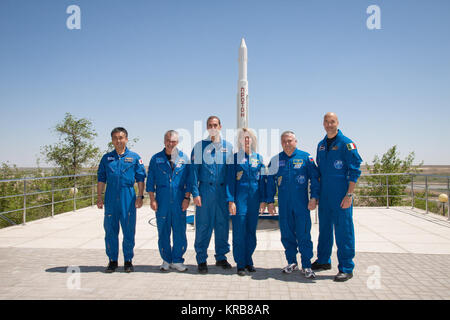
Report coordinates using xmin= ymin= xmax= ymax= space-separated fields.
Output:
xmin=311 ymin=112 xmax=362 ymax=282
xmin=146 ymin=130 xmax=191 ymax=272
xmin=267 ymin=131 xmax=320 ymax=279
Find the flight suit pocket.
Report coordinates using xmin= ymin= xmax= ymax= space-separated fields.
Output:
xmin=175 ymin=164 xmax=185 ymax=173
xmin=301 ymin=211 xmax=308 ymax=234
xmin=337 ymin=210 xmax=352 ymax=236
xmin=121 ymin=163 xmax=135 ymax=185
xmin=277 ymin=174 xmax=287 ymax=190
xmin=156 ymin=165 xmax=168 ymax=185
xmin=121 ymin=162 xmax=134 ymax=172
xmin=249 ymin=166 xmax=261 ymax=181
xmin=155 ymin=207 xmax=167 ymax=218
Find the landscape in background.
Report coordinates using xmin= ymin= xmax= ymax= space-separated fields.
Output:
xmin=1 ymin=164 xmax=448 ymax=229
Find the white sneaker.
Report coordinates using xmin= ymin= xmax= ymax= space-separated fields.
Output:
xmin=170 ymin=262 xmax=188 ymax=272
xmin=160 ymin=260 xmax=170 ymax=271
xmin=282 ymin=263 xmax=298 ymax=274
xmin=301 ymin=268 xmax=316 ymax=279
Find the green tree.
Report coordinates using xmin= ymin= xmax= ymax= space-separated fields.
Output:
xmin=0 ymin=161 xmax=97 ymax=228
xmin=0 ymin=162 xmax=22 ymax=226
xmin=357 ymin=146 xmax=422 ymax=206
xmin=41 ymin=113 xmax=101 ymax=175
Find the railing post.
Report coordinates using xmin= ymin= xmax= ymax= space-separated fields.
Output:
xmin=73 ymin=175 xmax=76 ymax=212
xmin=447 ymin=177 xmax=449 ymax=221
xmin=51 ymin=178 xmax=54 ymax=218
xmin=411 ymin=175 xmax=414 ymax=209
xmin=425 ymin=176 xmax=428 ymax=214
xmin=23 ymin=179 xmax=27 ymax=225
xmin=91 ymin=174 xmax=95 ymax=207
xmin=386 ymin=175 xmax=389 ymax=209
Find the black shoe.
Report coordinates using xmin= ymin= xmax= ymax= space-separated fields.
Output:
xmin=237 ymin=268 xmax=246 ymax=276
xmin=105 ymin=261 xmax=118 ymax=273
xmin=334 ymin=272 xmax=353 ymax=282
xmin=198 ymin=262 xmax=208 ymax=274
xmin=245 ymin=265 xmax=256 ymax=272
xmin=124 ymin=261 xmax=134 ymax=273
xmin=216 ymin=260 xmax=232 ymax=269
xmin=311 ymin=260 xmax=332 ymax=271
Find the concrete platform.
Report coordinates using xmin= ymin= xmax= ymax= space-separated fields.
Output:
xmin=0 ymin=206 xmax=449 ymax=300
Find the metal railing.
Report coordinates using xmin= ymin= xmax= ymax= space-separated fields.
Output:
xmin=0 ymin=173 xmax=96 ymax=226
xmin=0 ymin=172 xmax=449 ymax=227
xmin=355 ymin=173 xmax=450 ymax=220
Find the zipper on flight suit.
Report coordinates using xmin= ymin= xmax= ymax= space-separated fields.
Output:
xmin=168 ymin=158 xmax=173 ymax=205
xmin=117 ymin=155 xmax=121 ymax=201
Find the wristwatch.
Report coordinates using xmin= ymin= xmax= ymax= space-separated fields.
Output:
xmin=346 ymin=193 xmax=354 ymax=198
xmin=137 ymin=195 xmax=144 ymax=200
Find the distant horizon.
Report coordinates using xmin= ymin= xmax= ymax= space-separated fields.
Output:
xmin=9 ymin=164 xmax=450 ymax=169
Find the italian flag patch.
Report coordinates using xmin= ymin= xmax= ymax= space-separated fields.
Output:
xmin=347 ymin=143 xmax=356 ymax=150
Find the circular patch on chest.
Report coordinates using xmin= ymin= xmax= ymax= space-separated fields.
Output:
xmin=334 ymin=160 xmax=344 ymax=170
xmin=296 ymin=175 xmax=306 ymax=184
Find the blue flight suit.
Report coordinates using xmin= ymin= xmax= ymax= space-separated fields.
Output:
xmin=226 ymin=150 xmax=266 ymax=269
xmin=97 ymin=148 xmax=146 ymax=262
xmin=146 ymin=149 xmax=190 ymax=264
xmin=191 ymin=138 xmax=234 ymax=264
xmin=315 ymin=129 xmax=362 ymax=274
xmin=267 ymin=148 xmax=320 ymax=268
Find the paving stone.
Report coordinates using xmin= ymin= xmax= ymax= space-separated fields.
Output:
xmin=1 ymin=206 xmax=450 ymax=300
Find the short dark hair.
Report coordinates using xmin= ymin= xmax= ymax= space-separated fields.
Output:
xmin=111 ymin=127 xmax=128 ymax=138
xmin=206 ymin=116 xmax=221 ymax=126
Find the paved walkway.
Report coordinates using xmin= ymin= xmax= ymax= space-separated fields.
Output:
xmin=0 ymin=206 xmax=449 ymax=300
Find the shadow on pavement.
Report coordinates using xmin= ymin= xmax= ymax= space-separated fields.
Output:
xmin=45 ymin=265 xmax=335 ymax=282
xmin=249 ymin=268 xmax=335 ymax=283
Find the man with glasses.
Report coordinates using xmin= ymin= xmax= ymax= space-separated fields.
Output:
xmin=147 ymin=130 xmax=191 ymax=272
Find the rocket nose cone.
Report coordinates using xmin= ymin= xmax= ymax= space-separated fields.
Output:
xmin=240 ymin=38 xmax=247 ymax=48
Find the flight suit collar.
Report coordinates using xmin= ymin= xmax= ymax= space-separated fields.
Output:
xmin=205 ymin=136 xmax=226 ymax=152
xmin=206 ymin=135 xmax=222 ymax=143
xmin=282 ymin=148 xmax=299 ymax=159
xmin=162 ymin=147 xmax=178 ymax=160
xmin=321 ymin=130 xmax=344 ymax=150
xmin=161 ymin=148 xmax=186 ymax=172
xmin=236 ymin=149 xmax=253 ymax=164
xmin=322 ymin=129 xmax=343 ymax=143
xmin=113 ymin=147 xmax=129 ymax=158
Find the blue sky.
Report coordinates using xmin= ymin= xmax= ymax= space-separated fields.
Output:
xmin=1 ymin=0 xmax=449 ymax=167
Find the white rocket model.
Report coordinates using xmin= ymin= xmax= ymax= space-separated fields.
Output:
xmin=237 ymin=38 xmax=248 ymax=129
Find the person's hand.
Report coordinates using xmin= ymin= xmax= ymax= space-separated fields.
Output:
xmin=194 ymin=196 xmax=202 ymax=207
xmin=135 ymin=197 xmax=143 ymax=209
xmin=259 ymin=202 xmax=267 ymax=214
xmin=97 ymin=198 xmax=103 ymax=209
xmin=308 ymin=198 xmax=317 ymax=211
xmin=341 ymin=196 xmax=352 ymax=209
xmin=182 ymin=198 xmax=190 ymax=211
xmin=150 ymin=199 xmax=158 ymax=211
xmin=268 ymin=203 xmax=276 ymax=215
xmin=229 ymin=202 xmax=236 ymax=215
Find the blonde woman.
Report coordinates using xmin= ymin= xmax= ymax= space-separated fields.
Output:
xmin=226 ymin=128 xmax=266 ymax=276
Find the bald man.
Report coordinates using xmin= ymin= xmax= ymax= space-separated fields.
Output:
xmin=312 ymin=113 xmax=362 ymax=282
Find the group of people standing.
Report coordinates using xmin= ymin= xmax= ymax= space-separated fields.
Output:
xmin=97 ymin=112 xmax=362 ymax=282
